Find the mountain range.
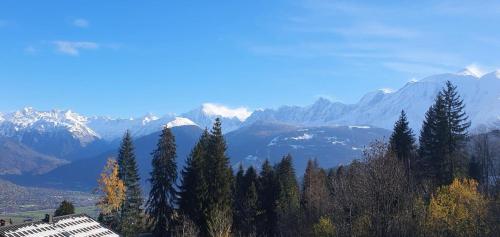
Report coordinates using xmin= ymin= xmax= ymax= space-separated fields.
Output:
xmin=1 ymin=68 xmax=497 ymax=145
xmin=245 ymin=69 xmax=500 ymax=131
xmin=0 ymin=69 xmax=498 ymax=190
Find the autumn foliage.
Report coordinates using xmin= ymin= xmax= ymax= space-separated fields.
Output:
xmin=426 ymin=178 xmax=489 ymax=237
xmin=96 ymin=159 xmax=126 ymax=221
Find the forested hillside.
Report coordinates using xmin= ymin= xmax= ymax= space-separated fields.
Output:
xmin=92 ymin=81 xmax=499 ymax=236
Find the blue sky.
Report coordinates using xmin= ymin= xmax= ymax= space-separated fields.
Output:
xmin=0 ymin=0 xmax=499 ymax=117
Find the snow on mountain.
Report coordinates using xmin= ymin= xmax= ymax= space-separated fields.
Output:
xmin=244 ymin=98 xmax=351 ymax=126
xmin=0 ymin=107 xmax=99 ymax=145
xmin=0 ymin=108 xmax=197 ymax=143
xmin=183 ymin=103 xmax=252 ymax=132
xmin=2 ymin=69 xmax=497 ymax=143
xmin=87 ymin=113 xmax=185 ymax=140
xmin=246 ymin=69 xmax=500 ymax=131
xmin=166 ymin=117 xmax=197 ymax=128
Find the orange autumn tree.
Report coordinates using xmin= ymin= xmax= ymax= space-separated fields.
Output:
xmin=96 ymin=158 xmax=126 ymax=229
xmin=426 ymin=178 xmax=488 ymax=237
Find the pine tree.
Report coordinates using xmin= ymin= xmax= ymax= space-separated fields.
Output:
xmin=233 ymin=166 xmax=258 ymax=236
xmin=233 ymin=164 xmax=246 ymax=233
xmin=117 ymin=131 xmax=143 ymax=236
xmin=442 ymin=81 xmax=470 ymax=153
xmin=146 ymin=127 xmax=177 ymax=236
xmin=390 ymin=110 xmax=416 ymax=161
xmin=205 ymin=118 xmax=234 ymax=232
xmin=419 ymin=81 xmax=470 ymax=186
xmin=389 ymin=110 xmax=416 ymax=188
xmin=275 ymin=154 xmax=300 ymax=236
xmin=256 ymin=159 xmax=278 ymax=237
xmin=54 ymin=200 xmax=75 ymax=217
xmin=178 ymin=130 xmax=210 ymax=234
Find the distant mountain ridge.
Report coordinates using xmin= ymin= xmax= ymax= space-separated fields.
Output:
xmin=0 ymin=69 xmax=498 ymax=144
xmin=245 ymin=69 xmax=500 ymax=131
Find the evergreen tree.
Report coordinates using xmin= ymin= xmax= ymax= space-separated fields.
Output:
xmin=389 ymin=110 xmax=416 ymax=188
xmin=419 ymin=81 xmax=470 ymax=186
xmin=204 ymin=118 xmax=234 ymax=232
xmin=178 ymin=130 xmax=210 ymax=234
xmin=54 ymin=200 xmax=75 ymax=217
xmin=233 ymin=166 xmax=258 ymax=236
xmin=146 ymin=127 xmax=177 ymax=236
xmin=390 ymin=110 xmax=416 ymax=161
xmin=233 ymin=164 xmax=246 ymax=233
xmin=256 ymin=159 xmax=278 ymax=237
xmin=117 ymin=131 xmax=143 ymax=236
xmin=275 ymin=154 xmax=300 ymax=236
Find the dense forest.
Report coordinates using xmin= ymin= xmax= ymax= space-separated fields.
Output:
xmin=89 ymin=81 xmax=499 ymax=237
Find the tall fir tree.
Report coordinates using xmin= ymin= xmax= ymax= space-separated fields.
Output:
xmin=389 ymin=110 xmax=416 ymax=188
xmin=233 ymin=164 xmax=246 ymax=233
xmin=275 ymin=154 xmax=300 ymax=236
xmin=233 ymin=165 xmax=258 ymax=236
xmin=146 ymin=127 xmax=177 ymax=236
xmin=390 ymin=110 xmax=416 ymax=161
xmin=178 ymin=129 xmax=210 ymax=233
xmin=117 ymin=131 xmax=143 ymax=237
xmin=204 ymin=118 xmax=234 ymax=235
xmin=419 ymin=81 xmax=470 ymax=186
xmin=256 ymin=159 xmax=278 ymax=237
xmin=242 ymin=168 xmax=258 ymax=236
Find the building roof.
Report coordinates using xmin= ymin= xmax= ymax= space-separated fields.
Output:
xmin=0 ymin=214 xmax=119 ymax=237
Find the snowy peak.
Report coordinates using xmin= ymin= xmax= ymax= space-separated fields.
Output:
xmin=166 ymin=117 xmax=198 ymax=128
xmin=246 ymin=69 xmax=500 ymax=131
xmin=141 ymin=113 xmax=159 ymax=125
xmin=87 ymin=113 xmax=176 ymax=140
xmin=0 ymin=107 xmax=99 ymax=144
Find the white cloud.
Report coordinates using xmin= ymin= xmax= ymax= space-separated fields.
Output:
xmin=464 ymin=64 xmax=486 ymax=77
xmin=202 ymin=103 xmax=252 ymax=121
xmin=53 ymin=41 xmax=99 ymax=56
xmin=73 ymin=18 xmax=89 ymax=28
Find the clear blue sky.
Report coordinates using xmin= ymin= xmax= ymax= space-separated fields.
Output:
xmin=1 ymin=0 xmax=499 ymax=117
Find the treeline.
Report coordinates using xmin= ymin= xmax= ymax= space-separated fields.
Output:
xmin=94 ymin=81 xmax=499 ymax=237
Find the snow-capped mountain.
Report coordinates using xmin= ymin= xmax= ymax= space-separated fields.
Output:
xmin=182 ymin=103 xmax=252 ymax=132
xmin=0 ymin=107 xmax=99 ymax=145
xmin=86 ymin=114 xmax=201 ymax=140
xmin=1 ymin=69 xmax=498 ymax=145
xmin=246 ymin=69 xmax=500 ymax=132
xmin=88 ymin=113 xmax=171 ymax=140
xmin=0 ymin=107 xmax=199 ymax=146
xmin=166 ymin=117 xmax=197 ymax=128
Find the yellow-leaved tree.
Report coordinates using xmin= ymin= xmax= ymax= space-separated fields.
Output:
xmin=96 ymin=158 xmax=126 ymax=230
xmin=426 ymin=178 xmax=488 ymax=237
